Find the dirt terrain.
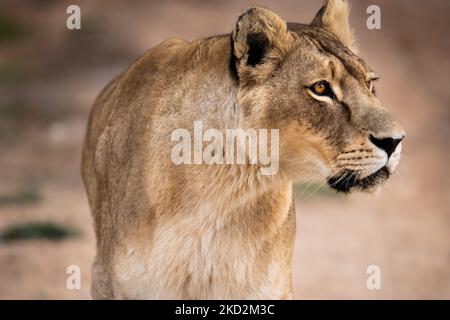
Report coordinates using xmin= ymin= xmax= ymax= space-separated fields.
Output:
xmin=0 ymin=0 xmax=449 ymax=299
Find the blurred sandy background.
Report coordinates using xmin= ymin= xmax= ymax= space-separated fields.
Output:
xmin=0 ymin=0 xmax=449 ymax=299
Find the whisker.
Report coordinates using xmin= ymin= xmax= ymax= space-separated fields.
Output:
xmin=394 ymin=167 xmax=406 ymax=184
xmin=329 ymin=171 xmax=348 ymax=188
xmin=298 ymin=159 xmax=341 ymax=198
xmin=303 ymin=179 xmax=331 ymax=200
xmin=299 ymin=159 xmax=344 ymax=199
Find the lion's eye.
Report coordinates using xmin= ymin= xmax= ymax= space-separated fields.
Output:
xmin=309 ymin=80 xmax=335 ymax=98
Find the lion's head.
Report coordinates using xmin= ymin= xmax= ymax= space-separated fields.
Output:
xmin=231 ymin=1 xmax=405 ymax=193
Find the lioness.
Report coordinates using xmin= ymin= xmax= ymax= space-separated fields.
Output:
xmin=82 ymin=0 xmax=404 ymax=299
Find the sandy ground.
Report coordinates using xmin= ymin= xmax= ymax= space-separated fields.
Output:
xmin=0 ymin=0 xmax=449 ymax=299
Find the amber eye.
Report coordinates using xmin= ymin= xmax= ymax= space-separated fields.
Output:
xmin=309 ymin=80 xmax=335 ymax=98
xmin=313 ymin=82 xmax=326 ymax=94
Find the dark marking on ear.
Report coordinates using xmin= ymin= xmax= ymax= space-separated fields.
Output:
xmin=229 ymin=35 xmax=239 ymax=83
xmin=311 ymin=6 xmax=326 ymax=26
xmin=236 ymin=7 xmax=256 ymax=29
xmin=246 ymin=33 xmax=269 ymax=66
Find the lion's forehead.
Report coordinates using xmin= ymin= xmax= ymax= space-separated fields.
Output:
xmin=288 ymin=23 xmax=371 ymax=81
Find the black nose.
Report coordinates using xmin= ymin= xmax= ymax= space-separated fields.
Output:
xmin=370 ymin=135 xmax=404 ymax=158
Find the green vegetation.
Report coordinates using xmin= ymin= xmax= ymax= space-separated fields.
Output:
xmin=0 ymin=222 xmax=78 ymax=242
xmin=0 ymin=15 xmax=29 ymax=42
xmin=0 ymin=188 xmax=42 ymax=206
xmin=0 ymin=100 xmax=66 ymax=129
xmin=0 ymin=60 xmax=26 ymax=83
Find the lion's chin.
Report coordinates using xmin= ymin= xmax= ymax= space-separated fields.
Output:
xmin=327 ymin=167 xmax=390 ymax=194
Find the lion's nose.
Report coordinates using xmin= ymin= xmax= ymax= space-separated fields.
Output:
xmin=369 ymin=135 xmax=404 ymax=158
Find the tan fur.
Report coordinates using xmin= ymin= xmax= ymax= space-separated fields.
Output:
xmin=82 ymin=1 xmax=404 ymax=299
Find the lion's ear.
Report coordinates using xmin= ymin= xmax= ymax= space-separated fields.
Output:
xmin=232 ymin=7 xmax=292 ymax=84
xmin=311 ymin=0 xmax=357 ymax=52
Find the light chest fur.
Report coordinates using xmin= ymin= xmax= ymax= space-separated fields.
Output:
xmin=112 ymin=183 xmax=293 ymax=299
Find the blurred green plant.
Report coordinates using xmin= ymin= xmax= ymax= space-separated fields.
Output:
xmin=0 ymin=100 xmax=66 ymax=127
xmin=0 ymin=102 xmax=28 ymax=122
xmin=0 ymin=60 xmax=26 ymax=83
xmin=294 ymin=181 xmax=343 ymax=200
xmin=0 ymin=222 xmax=78 ymax=242
xmin=0 ymin=188 xmax=42 ymax=206
xmin=0 ymin=15 xmax=29 ymax=42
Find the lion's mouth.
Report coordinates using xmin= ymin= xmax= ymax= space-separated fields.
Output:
xmin=327 ymin=167 xmax=390 ymax=193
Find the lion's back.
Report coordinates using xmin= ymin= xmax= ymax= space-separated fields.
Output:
xmin=81 ymin=38 xmax=194 ymax=232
